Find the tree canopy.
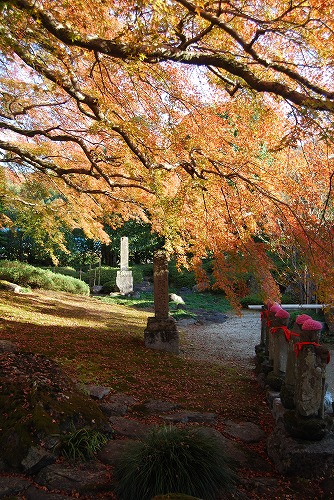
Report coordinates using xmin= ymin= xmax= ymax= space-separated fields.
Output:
xmin=1 ymin=0 xmax=334 ymax=305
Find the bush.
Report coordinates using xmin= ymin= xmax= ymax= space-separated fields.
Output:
xmin=168 ymin=262 xmax=196 ymax=289
xmin=101 ymin=280 xmax=118 ymax=294
xmin=114 ymin=425 xmax=235 ymax=500
xmin=43 ymin=266 xmax=80 ymax=278
xmin=0 ymin=261 xmax=89 ymax=295
xmin=239 ymin=293 xmax=263 ymax=308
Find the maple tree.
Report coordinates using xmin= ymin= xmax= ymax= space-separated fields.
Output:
xmin=1 ymin=0 xmax=334 ymax=303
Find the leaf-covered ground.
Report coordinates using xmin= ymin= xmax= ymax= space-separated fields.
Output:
xmin=0 ymin=290 xmax=326 ymax=499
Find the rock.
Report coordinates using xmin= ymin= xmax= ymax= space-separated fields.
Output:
xmin=169 ymin=293 xmax=186 ymax=308
xmin=0 ymin=476 xmax=31 ymax=496
xmin=0 ymin=280 xmax=22 ymax=293
xmin=35 ymin=462 xmax=111 ymax=493
xmin=100 ymin=394 xmax=135 ymax=416
xmin=272 ymin=398 xmax=285 ymax=423
xmin=193 ymin=427 xmax=248 ymax=466
xmin=97 ymin=439 xmax=131 ymax=466
xmin=108 ymin=416 xmax=154 ymax=438
xmin=82 ymin=384 xmax=111 ymax=400
xmin=21 ymin=446 xmax=56 ymax=474
xmin=242 ymin=476 xmax=279 ymax=497
xmin=132 ymin=399 xmax=181 ymax=415
xmin=134 ymin=280 xmax=154 ymax=292
xmin=267 ymin=421 xmax=334 ymax=477
xmin=223 ymin=420 xmax=265 ymax=443
xmin=0 ymin=339 xmax=17 ymax=352
xmin=161 ymin=411 xmax=216 ymax=424
xmin=283 ymin=410 xmax=329 ymax=440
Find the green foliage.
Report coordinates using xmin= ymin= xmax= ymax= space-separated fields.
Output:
xmin=114 ymin=425 xmax=235 ymax=500
xmin=101 ymin=280 xmax=117 ymax=294
xmin=0 ymin=260 xmax=89 ymax=295
xmin=44 ymin=266 xmax=81 ymax=278
xmin=84 ymin=265 xmax=144 ymax=287
xmin=61 ymin=427 xmax=108 ymax=461
xmin=168 ymin=261 xmax=196 ymax=289
xmin=239 ymin=293 xmax=263 ymax=308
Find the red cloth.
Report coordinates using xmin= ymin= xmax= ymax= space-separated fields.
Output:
xmin=270 ymin=326 xmax=299 ymax=342
xmin=294 ymin=342 xmax=330 ymax=364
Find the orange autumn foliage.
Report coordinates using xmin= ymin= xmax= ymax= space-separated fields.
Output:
xmin=1 ymin=1 xmax=334 ymax=302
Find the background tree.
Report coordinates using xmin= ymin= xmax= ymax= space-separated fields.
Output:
xmin=1 ymin=0 xmax=334 ymax=304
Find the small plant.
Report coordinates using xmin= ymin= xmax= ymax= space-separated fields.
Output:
xmin=61 ymin=427 xmax=108 ymax=461
xmin=114 ymin=425 xmax=235 ymax=500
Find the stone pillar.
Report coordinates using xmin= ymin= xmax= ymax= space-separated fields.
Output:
xmin=280 ymin=315 xmax=310 ymax=409
xmin=266 ymin=308 xmax=290 ymax=390
xmin=144 ymin=251 xmax=179 ymax=354
xmin=284 ymin=319 xmax=330 ymax=440
xmin=256 ymin=302 xmax=280 ymax=375
xmin=120 ymin=236 xmax=129 ymax=271
xmin=255 ymin=305 xmax=269 ymax=372
xmin=116 ymin=237 xmax=133 ymax=295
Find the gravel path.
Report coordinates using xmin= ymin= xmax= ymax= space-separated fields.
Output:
xmin=180 ymin=309 xmax=334 ymax=398
xmin=179 ymin=310 xmax=261 ymax=370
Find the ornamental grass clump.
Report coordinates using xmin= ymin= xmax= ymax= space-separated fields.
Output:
xmin=61 ymin=427 xmax=108 ymax=461
xmin=114 ymin=425 xmax=236 ymax=500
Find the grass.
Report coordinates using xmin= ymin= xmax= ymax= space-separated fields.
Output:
xmin=97 ymin=290 xmax=232 ymax=321
xmin=114 ymin=425 xmax=236 ymax=500
xmin=0 ymin=289 xmax=263 ymax=419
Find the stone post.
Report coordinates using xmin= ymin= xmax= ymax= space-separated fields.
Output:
xmin=116 ymin=236 xmax=133 ymax=294
xmin=144 ymin=250 xmax=179 ymax=354
xmin=280 ymin=315 xmax=311 ymax=409
xmin=284 ymin=318 xmax=330 ymax=440
xmin=256 ymin=302 xmax=281 ymax=375
xmin=266 ymin=308 xmax=290 ymax=390
xmin=255 ymin=305 xmax=270 ymax=372
xmin=120 ymin=236 xmax=129 ymax=270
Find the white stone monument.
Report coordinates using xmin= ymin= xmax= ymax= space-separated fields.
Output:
xmin=116 ymin=236 xmax=133 ymax=294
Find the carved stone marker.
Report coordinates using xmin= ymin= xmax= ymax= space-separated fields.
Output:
xmin=284 ymin=318 xmax=330 ymax=440
xmin=280 ymin=315 xmax=310 ymax=409
xmin=144 ymin=251 xmax=179 ymax=354
xmin=116 ymin=237 xmax=133 ymax=294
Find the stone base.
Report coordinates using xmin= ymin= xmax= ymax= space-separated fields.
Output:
xmin=280 ymin=382 xmax=295 ymax=410
xmin=144 ymin=316 xmax=179 ymax=354
xmin=267 ymin=421 xmax=334 ymax=477
xmin=116 ymin=270 xmax=133 ymax=295
xmin=283 ymin=410 xmax=331 ymax=441
xmin=266 ymin=371 xmax=284 ymax=391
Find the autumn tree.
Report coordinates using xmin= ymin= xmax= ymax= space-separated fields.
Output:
xmin=1 ymin=0 xmax=334 ymax=304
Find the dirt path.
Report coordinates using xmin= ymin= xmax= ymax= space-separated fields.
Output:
xmin=179 ymin=310 xmax=261 ymax=370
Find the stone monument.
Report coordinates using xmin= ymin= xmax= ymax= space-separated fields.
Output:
xmin=144 ymin=250 xmax=179 ymax=354
xmin=280 ymin=314 xmax=310 ymax=409
xmin=283 ymin=318 xmax=330 ymax=440
xmin=116 ymin=237 xmax=133 ymax=295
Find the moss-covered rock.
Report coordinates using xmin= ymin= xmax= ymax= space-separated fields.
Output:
xmin=0 ymin=351 xmax=110 ymax=470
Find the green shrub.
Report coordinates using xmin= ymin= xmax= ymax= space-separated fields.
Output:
xmin=43 ymin=266 xmax=82 ymax=279
xmin=114 ymin=425 xmax=235 ymax=500
xmin=101 ymin=280 xmax=118 ymax=294
xmin=168 ymin=262 xmax=196 ymax=289
xmin=61 ymin=427 xmax=108 ymax=461
xmin=239 ymin=293 xmax=263 ymax=308
xmin=0 ymin=261 xmax=89 ymax=295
